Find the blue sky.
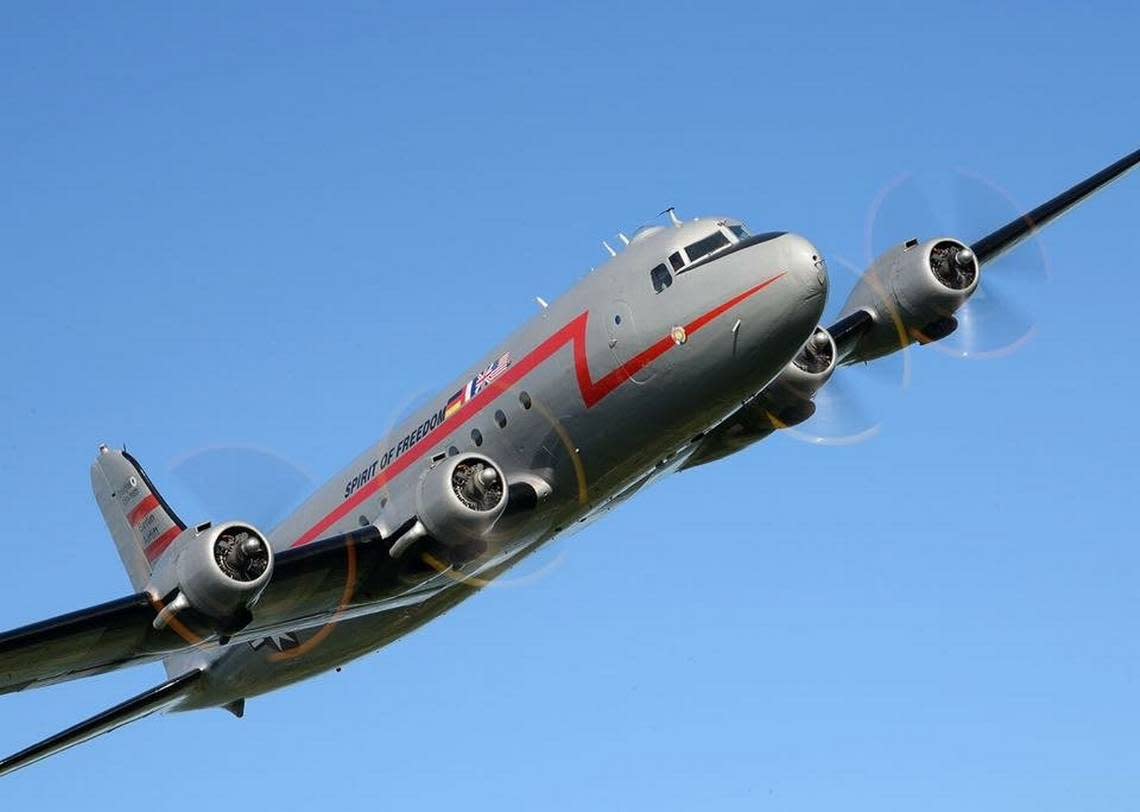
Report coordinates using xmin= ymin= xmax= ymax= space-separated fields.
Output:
xmin=2 ymin=2 xmax=1138 ymax=807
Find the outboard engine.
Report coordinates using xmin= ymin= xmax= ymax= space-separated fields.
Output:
xmin=148 ymin=521 xmax=273 ymax=636
xmin=839 ymin=237 xmax=979 ymax=361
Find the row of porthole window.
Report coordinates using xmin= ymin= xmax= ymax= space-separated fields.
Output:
xmin=371 ymin=390 xmax=534 ymax=523
xmin=446 ymin=389 xmax=533 ymax=454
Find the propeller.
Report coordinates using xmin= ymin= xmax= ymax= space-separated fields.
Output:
xmin=868 ymin=168 xmax=1049 ymax=360
xmin=781 ymin=255 xmax=911 ymax=446
xmin=167 ymin=445 xmax=316 ymax=531
xmin=216 ymin=527 xmax=271 ymax=582
xmin=163 ymin=381 xmax=567 ymax=590
xmin=784 ymin=166 xmax=1047 ymax=444
xmin=165 ymin=382 xmax=445 ymax=530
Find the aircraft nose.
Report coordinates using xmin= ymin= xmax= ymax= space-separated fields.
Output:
xmin=781 ymin=233 xmax=829 ymax=302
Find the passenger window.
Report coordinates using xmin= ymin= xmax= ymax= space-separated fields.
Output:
xmin=669 ymin=252 xmax=684 ymax=271
xmin=684 ymin=231 xmax=731 ymax=263
xmin=650 ymin=263 xmax=672 ymax=293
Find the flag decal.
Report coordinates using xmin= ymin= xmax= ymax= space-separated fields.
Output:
xmin=444 ymin=352 xmax=512 ymax=422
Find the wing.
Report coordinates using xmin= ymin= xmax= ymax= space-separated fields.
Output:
xmin=970 ymin=146 xmax=1140 ymax=265
xmin=0 ymin=670 xmax=203 ymax=777
xmin=0 ymin=521 xmax=438 ymax=695
xmin=832 ymin=145 xmax=1140 ymax=361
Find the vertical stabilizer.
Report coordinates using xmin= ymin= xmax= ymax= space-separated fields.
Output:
xmin=90 ymin=446 xmax=186 ymax=591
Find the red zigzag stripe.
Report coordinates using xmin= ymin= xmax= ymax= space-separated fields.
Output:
xmin=290 ymin=273 xmax=785 ymax=548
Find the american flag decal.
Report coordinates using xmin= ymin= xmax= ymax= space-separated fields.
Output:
xmin=444 ymin=352 xmax=512 ymax=422
xmin=470 ymin=352 xmax=511 ymax=397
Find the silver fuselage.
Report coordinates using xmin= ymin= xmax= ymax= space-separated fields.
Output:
xmin=177 ymin=218 xmax=827 ymax=709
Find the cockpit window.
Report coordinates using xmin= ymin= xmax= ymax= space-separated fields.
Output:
xmin=669 ymin=251 xmax=684 ymax=271
xmin=729 ymin=224 xmax=749 ymax=240
xmin=684 ymin=230 xmax=730 ymax=263
xmin=650 ymin=263 xmax=672 ymax=293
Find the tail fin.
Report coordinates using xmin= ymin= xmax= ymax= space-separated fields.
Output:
xmin=90 ymin=446 xmax=186 ymax=591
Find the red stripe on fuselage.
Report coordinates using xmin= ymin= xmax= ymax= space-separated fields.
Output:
xmin=289 ymin=274 xmax=786 ymax=549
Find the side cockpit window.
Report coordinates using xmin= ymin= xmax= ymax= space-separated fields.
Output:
xmin=652 ymin=223 xmax=750 ymax=286
xmin=684 ymin=230 xmax=730 ymax=264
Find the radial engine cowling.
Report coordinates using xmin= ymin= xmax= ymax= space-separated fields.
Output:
xmin=764 ymin=326 xmax=837 ymax=421
xmin=149 ymin=521 xmax=274 ymax=633
xmin=839 ymin=237 xmax=979 ymax=361
xmin=416 ymin=453 xmax=507 ymax=545
xmin=680 ymin=328 xmax=837 ymax=470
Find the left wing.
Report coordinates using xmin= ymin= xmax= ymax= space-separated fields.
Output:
xmin=0 ymin=670 xmax=203 ymax=777
xmin=0 ymin=521 xmax=435 ymax=695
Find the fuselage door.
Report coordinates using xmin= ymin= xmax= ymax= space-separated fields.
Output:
xmin=605 ymin=298 xmax=654 ymax=383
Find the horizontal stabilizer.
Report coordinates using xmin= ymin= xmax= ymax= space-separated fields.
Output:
xmin=0 ymin=669 xmax=202 ymax=777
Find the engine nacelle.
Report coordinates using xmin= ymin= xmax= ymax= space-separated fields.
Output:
xmin=416 ymin=453 xmax=507 ymax=545
xmin=148 ymin=521 xmax=273 ymax=633
xmin=764 ymin=326 xmax=837 ymax=417
xmin=839 ymin=237 xmax=979 ymax=361
xmin=680 ymin=327 xmax=837 ymax=470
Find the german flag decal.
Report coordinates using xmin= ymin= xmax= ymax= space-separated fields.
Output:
xmin=444 ymin=389 xmax=465 ymax=420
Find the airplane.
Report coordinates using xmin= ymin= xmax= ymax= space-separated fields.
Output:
xmin=1 ymin=146 xmax=1137 ymax=776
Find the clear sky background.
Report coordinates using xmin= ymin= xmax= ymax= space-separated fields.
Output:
xmin=2 ymin=2 xmax=1138 ymax=808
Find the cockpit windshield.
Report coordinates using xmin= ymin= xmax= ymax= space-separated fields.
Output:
xmin=647 ymin=221 xmax=757 ymax=291
xmin=684 ymin=230 xmax=730 ymax=263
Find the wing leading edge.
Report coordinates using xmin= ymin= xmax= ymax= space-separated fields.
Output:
xmin=970 ymin=146 xmax=1140 ymax=265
